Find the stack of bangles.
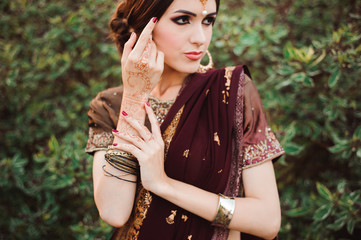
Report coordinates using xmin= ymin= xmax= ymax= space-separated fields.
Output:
xmin=212 ymin=193 xmax=236 ymax=228
xmin=102 ymin=145 xmax=139 ymax=183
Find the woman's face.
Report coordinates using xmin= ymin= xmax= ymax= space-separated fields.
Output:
xmin=153 ymin=0 xmax=217 ymax=75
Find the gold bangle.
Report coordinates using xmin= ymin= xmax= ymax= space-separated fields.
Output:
xmin=105 ymin=153 xmax=139 ymax=175
xmin=211 ymin=194 xmax=236 ymax=228
xmin=106 ymin=154 xmax=139 ymax=169
xmin=107 ymin=146 xmax=137 ymax=161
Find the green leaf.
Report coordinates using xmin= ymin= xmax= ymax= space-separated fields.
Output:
xmin=341 ymin=149 xmax=352 ymax=159
xmin=347 ymin=219 xmax=356 ymax=234
xmin=327 ymin=216 xmax=347 ymax=231
xmin=328 ymin=143 xmax=349 ymax=153
xmin=349 ymin=191 xmax=361 ymax=202
xmin=286 ymin=207 xmax=310 ymax=217
xmin=310 ymin=50 xmax=326 ymax=67
xmin=291 ymin=72 xmax=306 ymax=82
xmin=277 ymin=65 xmax=294 ymax=76
xmin=357 ymin=148 xmax=361 ymax=158
xmin=48 ymin=136 xmax=60 ymax=152
xmin=303 ymin=76 xmax=314 ymax=87
xmin=329 ymin=69 xmax=341 ymax=88
xmin=316 ymin=182 xmax=333 ymax=200
xmin=314 ymin=204 xmax=332 ymax=221
xmin=337 ymin=180 xmax=346 ymax=193
xmin=283 ymin=142 xmax=304 ymax=155
xmin=354 ymin=125 xmax=361 ymax=139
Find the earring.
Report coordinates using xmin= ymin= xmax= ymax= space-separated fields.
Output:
xmin=198 ymin=50 xmax=214 ymax=73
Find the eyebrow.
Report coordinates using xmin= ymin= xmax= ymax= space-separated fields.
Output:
xmin=174 ymin=10 xmax=217 ymax=17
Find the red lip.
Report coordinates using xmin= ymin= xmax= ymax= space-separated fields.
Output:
xmin=184 ymin=51 xmax=203 ymax=60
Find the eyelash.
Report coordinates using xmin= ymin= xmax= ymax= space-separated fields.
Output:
xmin=172 ymin=16 xmax=216 ymax=26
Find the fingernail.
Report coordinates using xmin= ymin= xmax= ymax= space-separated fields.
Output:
xmin=146 ymin=101 xmax=150 ymax=107
xmin=113 ymin=143 xmax=118 ymax=146
xmin=152 ymin=17 xmax=158 ymax=23
xmin=112 ymin=129 xmax=119 ymax=133
xmin=130 ymin=32 xmax=135 ymax=38
xmin=122 ymin=111 xmax=128 ymax=117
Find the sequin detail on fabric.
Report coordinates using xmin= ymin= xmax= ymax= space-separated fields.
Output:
xmin=148 ymin=96 xmax=174 ymax=125
xmin=242 ymin=127 xmax=284 ymax=169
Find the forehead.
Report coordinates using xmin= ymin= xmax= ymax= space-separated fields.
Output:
xmin=165 ymin=0 xmax=217 ymax=13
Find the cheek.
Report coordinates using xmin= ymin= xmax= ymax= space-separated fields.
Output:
xmin=153 ymin=27 xmax=182 ymax=53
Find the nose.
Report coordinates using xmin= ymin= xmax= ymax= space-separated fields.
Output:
xmin=189 ymin=24 xmax=207 ymax=46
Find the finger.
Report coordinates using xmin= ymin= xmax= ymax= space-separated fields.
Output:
xmin=121 ymin=32 xmax=137 ymax=64
xmin=122 ymin=111 xmax=153 ymax=142
xmin=145 ymin=102 xmax=162 ymax=141
xmin=113 ymin=131 xmax=145 ymax=150
xmin=131 ymin=17 xmax=157 ymax=59
xmin=156 ymin=50 xmax=165 ymax=72
xmin=148 ymin=41 xmax=157 ymax=65
xmin=113 ymin=143 xmax=142 ymax=160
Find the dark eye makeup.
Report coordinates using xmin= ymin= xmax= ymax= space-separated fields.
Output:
xmin=171 ymin=15 xmax=216 ymax=26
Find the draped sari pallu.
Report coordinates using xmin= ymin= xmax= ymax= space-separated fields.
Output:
xmin=112 ymin=66 xmax=248 ymax=240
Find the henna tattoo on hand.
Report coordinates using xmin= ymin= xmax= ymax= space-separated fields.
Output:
xmin=123 ymin=38 xmax=156 ymax=100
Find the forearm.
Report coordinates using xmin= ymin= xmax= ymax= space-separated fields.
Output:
xmin=93 ymin=151 xmax=137 ymax=227
xmin=154 ymin=172 xmax=280 ymax=239
xmin=94 ymin=95 xmax=149 ymax=226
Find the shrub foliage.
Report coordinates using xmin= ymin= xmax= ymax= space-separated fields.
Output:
xmin=1 ymin=0 xmax=360 ymax=239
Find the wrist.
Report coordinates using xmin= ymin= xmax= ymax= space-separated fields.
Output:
xmin=151 ymin=174 xmax=172 ymax=197
xmin=123 ymin=91 xmax=149 ymax=103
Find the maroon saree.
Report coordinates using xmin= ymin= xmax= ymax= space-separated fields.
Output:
xmin=86 ymin=65 xmax=284 ymax=240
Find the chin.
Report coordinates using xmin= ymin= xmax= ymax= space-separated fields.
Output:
xmin=167 ymin=61 xmax=201 ymax=75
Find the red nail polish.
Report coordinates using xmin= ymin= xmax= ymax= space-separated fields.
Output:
xmin=112 ymin=129 xmax=119 ymax=133
xmin=152 ymin=17 xmax=157 ymax=23
xmin=146 ymin=101 xmax=150 ymax=107
xmin=113 ymin=143 xmax=118 ymax=146
xmin=122 ymin=111 xmax=128 ymax=117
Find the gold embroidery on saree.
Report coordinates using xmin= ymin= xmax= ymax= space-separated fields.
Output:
xmin=214 ymin=132 xmax=221 ymax=146
xmin=162 ymin=105 xmax=185 ymax=157
xmin=166 ymin=210 xmax=177 ymax=224
xmin=183 ymin=149 xmax=190 ymax=158
xmin=222 ymin=66 xmax=236 ymax=104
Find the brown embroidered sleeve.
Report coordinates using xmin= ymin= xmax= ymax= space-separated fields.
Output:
xmin=241 ymin=76 xmax=284 ymax=169
xmin=85 ymin=86 xmax=123 ymax=155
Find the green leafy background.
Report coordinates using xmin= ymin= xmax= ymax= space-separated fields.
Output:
xmin=1 ymin=0 xmax=360 ymax=239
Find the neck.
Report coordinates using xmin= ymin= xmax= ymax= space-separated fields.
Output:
xmin=151 ymin=65 xmax=190 ymax=100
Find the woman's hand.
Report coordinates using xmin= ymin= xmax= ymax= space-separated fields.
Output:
xmin=121 ymin=17 xmax=164 ymax=102
xmin=112 ymin=102 xmax=168 ymax=193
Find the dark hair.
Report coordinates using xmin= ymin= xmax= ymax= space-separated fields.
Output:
xmin=109 ymin=0 xmax=220 ymax=54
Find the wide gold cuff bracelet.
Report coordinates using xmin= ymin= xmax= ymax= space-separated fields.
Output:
xmin=212 ymin=194 xmax=236 ymax=228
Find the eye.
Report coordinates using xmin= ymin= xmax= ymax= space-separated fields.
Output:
xmin=202 ymin=16 xmax=216 ymax=26
xmin=172 ymin=16 xmax=190 ymax=25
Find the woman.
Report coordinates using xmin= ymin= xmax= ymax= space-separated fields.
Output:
xmin=86 ymin=0 xmax=285 ymax=239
